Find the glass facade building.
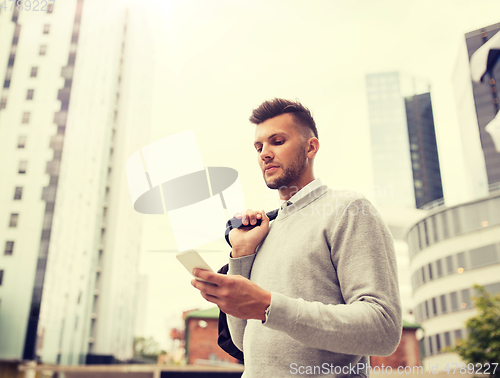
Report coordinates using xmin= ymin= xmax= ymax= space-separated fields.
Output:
xmin=366 ymin=72 xmax=443 ymax=209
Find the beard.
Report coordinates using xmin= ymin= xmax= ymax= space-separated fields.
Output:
xmin=265 ymin=149 xmax=307 ymax=190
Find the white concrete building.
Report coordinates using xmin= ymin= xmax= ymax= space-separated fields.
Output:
xmin=442 ymin=39 xmax=489 ymax=205
xmin=134 ymin=275 xmax=149 ymax=339
xmin=408 ymin=190 xmax=500 ymax=368
xmin=0 ymin=0 xmax=153 ymax=365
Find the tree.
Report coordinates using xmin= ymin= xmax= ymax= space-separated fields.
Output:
xmin=133 ymin=336 xmax=166 ymax=362
xmin=451 ymin=285 xmax=500 ymax=378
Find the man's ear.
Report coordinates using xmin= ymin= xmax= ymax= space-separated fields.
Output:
xmin=306 ymin=138 xmax=319 ymax=158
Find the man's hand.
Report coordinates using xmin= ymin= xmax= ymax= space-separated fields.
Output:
xmin=230 ymin=209 xmax=270 ymax=258
xmin=191 ymin=268 xmax=271 ymax=321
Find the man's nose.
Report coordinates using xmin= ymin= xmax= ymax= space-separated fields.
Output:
xmin=260 ymin=145 xmax=273 ymax=160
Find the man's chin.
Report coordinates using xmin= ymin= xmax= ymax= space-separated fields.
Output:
xmin=265 ymin=178 xmax=288 ymax=190
xmin=264 ymin=178 xmax=280 ymax=190
xmin=266 ymin=182 xmax=279 ymax=190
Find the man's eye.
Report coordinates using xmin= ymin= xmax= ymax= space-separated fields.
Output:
xmin=275 ymin=140 xmax=284 ymax=145
xmin=256 ymin=147 xmax=262 ymax=152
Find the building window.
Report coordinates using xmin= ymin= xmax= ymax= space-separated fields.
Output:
xmin=441 ymin=212 xmax=449 ymax=238
xmin=461 ymin=289 xmax=470 ymax=309
xmin=431 ymin=216 xmax=438 ymax=242
xmin=446 ymin=255 xmax=453 ymax=274
xmin=452 ymin=208 xmax=461 ymax=235
xmin=18 ymin=161 xmax=27 ymax=174
xmin=436 ymin=259 xmax=442 ymax=277
xmin=42 ymin=211 xmax=53 ymax=230
xmin=9 ymin=213 xmax=19 ymax=228
xmin=428 ymin=263 xmax=433 ymax=280
xmin=444 ymin=331 xmax=451 ymax=347
xmin=31 ymin=67 xmax=38 ymax=78
xmin=457 ymin=252 xmax=466 ymax=271
xmin=18 ymin=136 xmax=26 ymax=148
xmin=3 ymin=80 xmax=10 ymax=88
xmin=423 ymin=221 xmax=429 ymax=246
xmin=4 ymin=241 xmax=14 ymax=256
xmin=39 ymin=45 xmax=47 ymax=56
xmin=469 ymin=244 xmax=498 ymax=268
xmin=22 ymin=112 xmax=30 ymax=123
xmin=14 ymin=186 xmax=23 ymax=200
xmin=440 ymin=294 xmax=447 ymax=314
xmin=0 ymin=97 xmax=6 ymax=109
xmin=419 ymin=338 xmax=425 ymax=359
xmin=43 ymin=24 xmax=50 ymax=34
xmin=450 ymin=292 xmax=458 ymax=311
xmin=436 ymin=334 xmax=441 ymax=353
xmin=26 ymin=90 xmax=34 ymax=100
xmin=0 ymin=270 xmax=3 ymax=285
xmin=417 ymin=225 xmax=422 ymax=250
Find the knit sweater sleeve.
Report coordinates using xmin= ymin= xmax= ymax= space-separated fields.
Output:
xmin=225 ymin=253 xmax=257 ymax=351
xmin=263 ymin=198 xmax=402 ymax=356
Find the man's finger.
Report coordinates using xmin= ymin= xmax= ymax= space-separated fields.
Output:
xmin=261 ymin=210 xmax=269 ymax=226
xmin=191 ymin=278 xmax=221 ymax=298
xmin=200 ymin=291 xmax=219 ymax=304
xmin=193 ymin=269 xmax=225 ymax=286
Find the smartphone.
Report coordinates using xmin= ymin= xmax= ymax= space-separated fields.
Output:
xmin=176 ymin=250 xmax=215 ymax=283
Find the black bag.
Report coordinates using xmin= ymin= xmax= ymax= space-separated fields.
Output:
xmin=217 ymin=263 xmax=244 ymax=362
xmin=217 ymin=209 xmax=279 ymax=362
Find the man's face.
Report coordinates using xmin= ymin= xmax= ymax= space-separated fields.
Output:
xmin=253 ymin=113 xmax=308 ymax=191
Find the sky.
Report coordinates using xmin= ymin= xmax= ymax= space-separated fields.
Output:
xmin=128 ymin=0 xmax=500 ymax=349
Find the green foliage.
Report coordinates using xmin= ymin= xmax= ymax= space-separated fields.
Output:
xmin=450 ymin=285 xmax=500 ymax=378
xmin=133 ymin=336 xmax=166 ymax=361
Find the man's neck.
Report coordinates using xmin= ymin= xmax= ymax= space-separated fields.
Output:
xmin=278 ymin=176 xmax=317 ymax=201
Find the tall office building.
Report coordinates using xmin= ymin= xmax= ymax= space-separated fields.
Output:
xmin=0 ymin=0 xmax=153 ymax=365
xmin=366 ymin=72 xmax=443 ymax=209
xmin=465 ymin=23 xmax=500 ymax=187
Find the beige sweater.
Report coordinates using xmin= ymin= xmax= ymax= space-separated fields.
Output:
xmin=227 ymin=185 xmax=402 ymax=377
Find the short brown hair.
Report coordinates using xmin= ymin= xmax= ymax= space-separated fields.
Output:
xmin=249 ymin=98 xmax=318 ymax=139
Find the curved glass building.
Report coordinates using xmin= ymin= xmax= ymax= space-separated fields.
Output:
xmin=407 ymin=190 xmax=500 ymax=367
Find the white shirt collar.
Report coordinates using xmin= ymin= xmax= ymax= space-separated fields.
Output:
xmin=279 ymin=178 xmax=323 ymax=206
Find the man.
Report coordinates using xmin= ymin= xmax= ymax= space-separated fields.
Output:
xmin=191 ymin=98 xmax=402 ymax=377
